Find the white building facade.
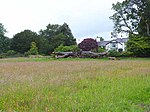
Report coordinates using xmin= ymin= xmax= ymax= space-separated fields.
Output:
xmin=98 ymin=38 xmax=128 ymax=52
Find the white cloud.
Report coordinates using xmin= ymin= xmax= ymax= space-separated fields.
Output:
xmin=0 ymin=0 xmax=124 ymax=40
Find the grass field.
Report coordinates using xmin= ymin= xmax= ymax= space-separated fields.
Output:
xmin=0 ymin=58 xmax=150 ymax=111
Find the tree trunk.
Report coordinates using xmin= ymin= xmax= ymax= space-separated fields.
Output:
xmin=146 ymin=22 xmax=150 ymax=36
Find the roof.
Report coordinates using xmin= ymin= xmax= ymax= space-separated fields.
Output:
xmin=115 ymin=38 xmax=128 ymax=43
xmin=97 ymin=41 xmax=110 ymax=46
xmin=98 ymin=38 xmax=128 ymax=47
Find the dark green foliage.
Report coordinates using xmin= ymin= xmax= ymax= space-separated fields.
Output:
xmin=0 ymin=53 xmax=6 ymax=58
xmin=78 ymin=38 xmax=98 ymax=51
xmin=6 ymin=50 xmax=17 ymax=56
xmin=11 ymin=30 xmax=38 ymax=54
xmin=127 ymin=34 xmax=150 ymax=57
xmin=57 ymin=23 xmax=74 ymax=38
xmin=1 ymin=22 xmax=76 ymax=56
xmin=39 ymin=23 xmax=74 ymax=39
xmin=108 ymin=50 xmax=133 ymax=57
xmin=36 ymin=36 xmax=50 ymax=55
xmin=0 ymin=50 xmax=24 ymax=58
xmin=0 ymin=23 xmax=11 ymax=53
xmin=108 ymin=50 xmax=121 ymax=57
xmin=55 ymin=45 xmax=80 ymax=52
xmin=52 ymin=33 xmax=76 ymax=47
xmin=0 ymin=36 xmax=11 ymax=53
xmin=98 ymin=47 xmax=106 ymax=53
xmin=0 ymin=23 xmax=7 ymax=36
xmin=5 ymin=50 xmax=23 ymax=57
xmin=120 ymin=51 xmax=133 ymax=57
xmin=9 ymin=23 xmax=76 ymax=55
xmin=39 ymin=23 xmax=76 ymax=53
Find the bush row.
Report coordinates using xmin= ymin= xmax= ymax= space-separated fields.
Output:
xmin=0 ymin=50 xmax=24 ymax=58
xmin=0 ymin=46 xmax=134 ymax=59
xmin=108 ymin=50 xmax=133 ymax=57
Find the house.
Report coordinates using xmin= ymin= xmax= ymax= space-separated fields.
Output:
xmin=97 ymin=38 xmax=128 ymax=52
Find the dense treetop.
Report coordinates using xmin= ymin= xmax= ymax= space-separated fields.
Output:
xmin=78 ymin=38 xmax=98 ymax=51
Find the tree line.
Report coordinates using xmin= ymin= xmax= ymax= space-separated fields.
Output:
xmin=0 ymin=23 xmax=76 ymax=56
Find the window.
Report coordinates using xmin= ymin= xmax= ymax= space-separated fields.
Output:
xmin=111 ymin=43 xmax=116 ymax=48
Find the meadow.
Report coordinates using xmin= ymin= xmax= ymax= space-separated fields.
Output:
xmin=0 ymin=58 xmax=150 ymax=111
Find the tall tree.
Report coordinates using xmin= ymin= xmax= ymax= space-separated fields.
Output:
xmin=39 ymin=24 xmax=60 ymax=40
xmin=36 ymin=36 xmax=50 ymax=54
xmin=39 ymin=23 xmax=76 ymax=52
xmin=110 ymin=0 xmax=150 ymax=57
xmin=110 ymin=0 xmax=150 ymax=36
xmin=11 ymin=30 xmax=38 ymax=54
xmin=136 ymin=0 xmax=150 ymax=36
xmin=0 ymin=23 xmax=10 ymax=53
xmin=0 ymin=23 xmax=7 ymax=36
xmin=0 ymin=36 xmax=10 ymax=53
xmin=57 ymin=23 xmax=74 ymax=37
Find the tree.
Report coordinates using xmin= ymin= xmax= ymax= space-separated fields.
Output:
xmin=110 ymin=0 xmax=150 ymax=57
xmin=137 ymin=0 xmax=150 ymax=36
xmin=110 ymin=0 xmax=138 ymax=36
xmin=39 ymin=24 xmax=60 ymax=39
xmin=0 ymin=23 xmax=10 ymax=53
xmin=36 ymin=36 xmax=50 ymax=54
xmin=0 ymin=36 xmax=11 ymax=53
xmin=110 ymin=0 xmax=150 ymax=36
xmin=127 ymin=34 xmax=150 ymax=57
xmin=52 ymin=33 xmax=76 ymax=47
xmin=39 ymin=23 xmax=76 ymax=52
xmin=11 ymin=30 xmax=38 ymax=54
xmin=78 ymin=38 xmax=98 ymax=51
xmin=27 ymin=42 xmax=39 ymax=55
xmin=0 ymin=23 xmax=7 ymax=36
xmin=96 ymin=36 xmax=104 ymax=41
xmin=57 ymin=23 xmax=74 ymax=37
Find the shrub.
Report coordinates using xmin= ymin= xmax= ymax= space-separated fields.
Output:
xmin=25 ymin=42 xmax=39 ymax=56
xmin=120 ymin=51 xmax=133 ymax=57
xmin=29 ymin=42 xmax=39 ymax=55
xmin=78 ymin=38 xmax=98 ymax=51
xmin=0 ymin=53 xmax=6 ymax=58
xmin=6 ymin=50 xmax=17 ymax=56
xmin=0 ymin=50 xmax=23 ymax=58
xmin=54 ymin=45 xmax=80 ymax=52
xmin=108 ymin=50 xmax=121 ymax=57
xmin=98 ymin=47 xmax=106 ymax=53
xmin=108 ymin=50 xmax=134 ymax=57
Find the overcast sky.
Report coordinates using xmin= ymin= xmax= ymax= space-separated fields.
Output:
xmin=0 ymin=0 xmax=123 ymax=42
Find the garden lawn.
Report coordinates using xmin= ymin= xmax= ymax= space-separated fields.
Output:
xmin=0 ymin=59 xmax=150 ymax=111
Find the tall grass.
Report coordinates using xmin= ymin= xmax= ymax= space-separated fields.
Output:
xmin=0 ymin=59 xmax=150 ymax=111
